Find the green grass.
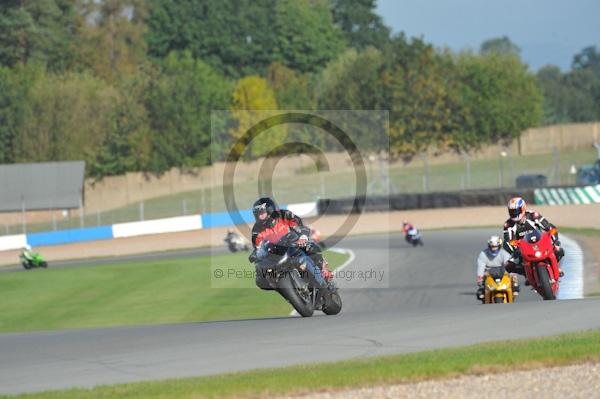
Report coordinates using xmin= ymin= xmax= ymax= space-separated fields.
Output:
xmin=4 ymin=328 xmax=600 ymax=399
xmin=0 ymin=250 xmax=348 ymax=333
xmin=7 ymin=147 xmax=596 ymax=234
xmin=560 ymin=227 xmax=600 ymax=237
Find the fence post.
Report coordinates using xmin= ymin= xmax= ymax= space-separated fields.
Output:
xmin=52 ymin=212 xmax=57 ymax=231
xmin=462 ymin=151 xmax=472 ymax=189
xmin=419 ymin=152 xmax=429 ymax=193
xmin=21 ymin=196 xmax=26 ymax=234
xmin=139 ymin=201 xmax=144 ymax=221
xmin=552 ymin=146 xmax=561 ymax=185
xmin=182 ymin=199 xmax=187 ymax=215
xmin=79 ymin=197 xmax=84 ymax=228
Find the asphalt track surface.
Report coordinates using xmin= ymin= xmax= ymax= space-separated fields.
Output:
xmin=1 ymin=228 xmax=599 ymax=395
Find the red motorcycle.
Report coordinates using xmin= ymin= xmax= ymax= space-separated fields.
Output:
xmin=512 ymin=228 xmax=560 ymax=300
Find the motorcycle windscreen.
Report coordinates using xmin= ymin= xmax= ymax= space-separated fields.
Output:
xmin=524 ymin=229 xmax=542 ymax=244
xmin=488 ymin=266 xmax=506 ymax=280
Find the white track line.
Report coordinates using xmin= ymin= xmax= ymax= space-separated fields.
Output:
xmin=289 ymin=247 xmax=355 ymax=317
xmin=557 ymin=234 xmax=584 ymax=300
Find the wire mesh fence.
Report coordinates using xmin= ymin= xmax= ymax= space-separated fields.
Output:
xmin=1 ymin=147 xmax=597 ymax=236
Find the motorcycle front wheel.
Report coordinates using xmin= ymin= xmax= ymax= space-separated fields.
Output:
xmin=537 ymin=266 xmax=556 ymax=300
xmin=278 ymin=272 xmax=314 ymax=317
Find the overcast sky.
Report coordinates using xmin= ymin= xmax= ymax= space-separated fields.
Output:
xmin=376 ymin=0 xmax=600 ymax=71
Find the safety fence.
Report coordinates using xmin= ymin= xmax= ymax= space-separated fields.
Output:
xmin=0 ymin=202 xmax=318 ymax=251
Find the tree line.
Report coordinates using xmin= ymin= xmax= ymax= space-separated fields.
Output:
xmin=0 ymin=0 xmax=597 ymax=178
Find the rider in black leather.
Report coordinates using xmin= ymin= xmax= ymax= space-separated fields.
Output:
xmin=503 ymin=197 xmax=564 ymax=277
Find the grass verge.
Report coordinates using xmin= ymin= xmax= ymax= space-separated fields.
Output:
xmin=4 ymin=328 xmax=600 ymax=399
xmin=0 ymin=250 xmax=348 ymax=333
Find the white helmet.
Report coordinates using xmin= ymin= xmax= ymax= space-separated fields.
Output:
xmin=24 ymin=244 xmax=32 ymax=251
xmin=487 ymin=236 xmax=502 ymax=251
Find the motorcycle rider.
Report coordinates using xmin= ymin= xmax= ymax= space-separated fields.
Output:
xmin=249 ymin=197 xmax=333 ymax=290
xmin=503 ymin=197 xmax=564 ymax=277
xmin=21 ymin=245 xmax=34 ymax=263
xmin=476 ymin=235 xmax=520 ymax=302
xmin=402 ymin=221 xmax=422 ymax=245
xmin=224 ymin=229 xmax=248 ymax=251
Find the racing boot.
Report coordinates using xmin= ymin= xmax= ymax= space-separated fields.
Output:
xmin=320 ymin=260 xmax=333 ymax=282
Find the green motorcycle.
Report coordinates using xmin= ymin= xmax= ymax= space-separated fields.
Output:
xmin=20 ymin=248 xmax=48 ymax=270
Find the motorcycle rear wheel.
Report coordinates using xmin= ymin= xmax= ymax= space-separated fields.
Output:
xmin=537 ymin=266 xmax=556 ymax=300
xmin=279 ymin=273 xmax=314 ymax=317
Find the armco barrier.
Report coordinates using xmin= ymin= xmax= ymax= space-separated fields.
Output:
xmin=27 ymin=226 xmax=114 ymax=247
xmin=112 ymin=215 xmax=202 ymax=238
xmin=0 ymin=234 xmax=27 ymax=252
xmin=201 ymin=209 xmax=254 ymax=229
xmin=0 ymin=202 xmax=317 ymax=251
xmin=535 ymin=185 xmax=600 ymax=205
xmin=317 ymin=189 xmax=536 ymax=214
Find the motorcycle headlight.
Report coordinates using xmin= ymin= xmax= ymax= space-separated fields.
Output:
xmin=497 ymin=283 xmax=508 ymax=291
xmin=487 ymin=284 xmax=496 ymax=291
xmin=535 ymin=251 xmax=542 ymax=258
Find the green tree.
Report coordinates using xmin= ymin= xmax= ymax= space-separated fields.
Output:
xmin=267 ymin=62 xmax=313 ymax=109
xmin=273 ymin=0 xmax=345 ymax=73
xmin=146 ymin=0 xmax=345 ymax=76
xmin=230 ymin=76 xmax=283 ymax=158
xmin=145 ymin=51 xmax=232 ymax=173
xmin=456 ymin=52 xmax=542 ymax=147
xmin=386 ymin=47 xmax=461 ymax=157
xmin=480 ymin=36 xmax=521 ymax=57
xmin=16 ymin=71 xmax=121 ymax=166
xmin=317 ymin=47 xmax=386 ymax=110
xmin=572 ymin=46 xmax=600 ymax=78
xmin=79 ymin=0 xmax=147 ymax=82
xmin=89 ymin=75 xmax=153 ymax=177
xmin=0 ymin=0 xmax=80 ymax=71
xmin=146 ymin=0 xmax=278 ymax=77
xmin=537 ymin=65 xmax=600 ymax=124
xmin=332 ymin=0 xmax=391 ymax=49
xmin=0 ymin=64 xmax=39 ymax=163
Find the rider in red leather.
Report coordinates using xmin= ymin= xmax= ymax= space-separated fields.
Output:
xmin=250 ymin=197 xmax=333 ymax=284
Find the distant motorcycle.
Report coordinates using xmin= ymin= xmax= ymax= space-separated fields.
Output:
xmin=224 ymin=231 xmax=250 ymax=253
xmin=254 ymin=230 xmax=342 ymax=317
xmin=20 ymin=250 xmax=48 ymax=270
xmin=513 ymin=229 xmax=561 ymax=300
xmin=482 ymin=265 xmax=515 ymax=304
xmin=405 ymin=228 xmax=424 ymax=247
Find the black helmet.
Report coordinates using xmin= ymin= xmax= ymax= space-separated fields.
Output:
xmin=252 ymin=197 xmax=277 ymax=227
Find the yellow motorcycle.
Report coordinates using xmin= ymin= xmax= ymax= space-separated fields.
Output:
xmin=484 ymin=265 xmax=514 ymax=304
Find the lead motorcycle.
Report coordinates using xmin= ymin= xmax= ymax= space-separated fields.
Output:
xmin=254 ymin=230 xmax=342 ymax=317
xmin=512 ymin=228 xmax=560 ymax=300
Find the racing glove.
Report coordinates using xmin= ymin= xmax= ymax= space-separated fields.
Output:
xmin=248 ymin=249 xmax=257 ymax=263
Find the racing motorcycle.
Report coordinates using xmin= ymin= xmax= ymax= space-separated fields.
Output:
xmin=405 ymin=228 xmax=424 ymax=247
xmin=20 ymin=251 xmax=48 ymax=270
xmin=224 ymin=232 xmax=250 ymax=253
xmin=512 ymin=228 xmax=560 ymax=300
xmin=254 ymin=230 xmax=342 ymax=317
xmin=483 ymin=265 xmax=514 ymax=304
